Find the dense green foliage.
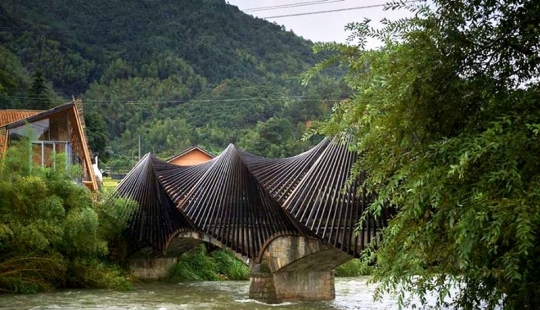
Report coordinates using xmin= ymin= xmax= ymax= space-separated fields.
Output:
xmin=27 ymin=71 xmax=51 ymax=110
xmin=0 ymin=0 xmax=347 ymax=168
xmin=307 ymin=0 xmax=540 ymax=309
xmin=334 ymin=259 xmax=373 ymax=277
xmin=168 ymin=245 xmax=250 ymax=282
xmin=0 ymin=141 xmax=133 ymax=293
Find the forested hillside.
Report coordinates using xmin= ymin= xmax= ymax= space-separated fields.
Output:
xmin=0 ymin=0 xmax=347 ymax=170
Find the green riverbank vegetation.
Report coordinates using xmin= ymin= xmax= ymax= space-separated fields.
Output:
xmin=0 ymin=140 xmax=134 ymax=293
xmin=169 ymin=244 xmax=250 ymax=281
xmin=334 ymin=259 xmax=373 ymax=277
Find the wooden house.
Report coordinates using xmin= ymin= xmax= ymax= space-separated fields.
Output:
xmin=167 ymin=146 xmax=214 ymax=166
xmin=0 ymin=101 xmax=99 ymax=191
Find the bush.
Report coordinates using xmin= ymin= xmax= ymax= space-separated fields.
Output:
xmin=169 ymin=245 xmax=220 ymax=281
xmin=212 ymin=250 xmax=250 ymax=280
xmin=168 ymin=245 xmax=250 ymax=281
xmin=335 ymin=259 xmax=373 ymax=277
xmin=65 ymin=258 xmax=132 ymax=290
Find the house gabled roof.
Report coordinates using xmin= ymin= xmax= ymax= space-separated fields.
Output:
xmin=2 ymin=102 xmax=75 ymax=129
xmin=167 ymin=145 xmax=214 ymax=163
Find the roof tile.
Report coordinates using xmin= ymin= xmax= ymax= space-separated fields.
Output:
xmin=0 ymin=110 xmax=42 ymax=127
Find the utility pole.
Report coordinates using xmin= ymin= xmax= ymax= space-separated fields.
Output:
xmin=138 ymin=134 xmax=141 ymax=160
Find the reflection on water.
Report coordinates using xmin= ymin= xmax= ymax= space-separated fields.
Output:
xmin=0 ymin=277 xmax=439 ymax=310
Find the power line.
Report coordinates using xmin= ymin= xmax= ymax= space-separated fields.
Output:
xmin=262 ymin=3 xmax=386 ymax=19
xmin=243 ymin=0 xmax=345 ymax=12
xmin=260 ymin=1 xmax=422 ymax=19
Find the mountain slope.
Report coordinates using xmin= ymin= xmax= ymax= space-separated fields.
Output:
xmin=1 ymin=0 xmax=315 ymax=92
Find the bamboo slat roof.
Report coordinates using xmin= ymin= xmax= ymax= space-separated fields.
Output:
xmin=111 ymin=136 xmax=387 ymax=259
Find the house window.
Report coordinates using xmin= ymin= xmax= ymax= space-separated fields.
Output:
xmin=8 ymin=117 xmax=73 ymax=169
xmin=31 ymin=141 xmax=72 ymax=168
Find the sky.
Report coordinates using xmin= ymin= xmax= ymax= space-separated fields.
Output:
xmin=226 ymin=0 xmax=415 ymax=46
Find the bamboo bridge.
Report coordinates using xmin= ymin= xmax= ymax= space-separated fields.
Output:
xmin=109 ymin=136 xmax=387 ymax=303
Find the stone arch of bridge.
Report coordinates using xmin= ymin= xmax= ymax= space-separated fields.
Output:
xmin=165 ymin=230 xmax=251 ymax=264
xmin=256 ymin=234 xmax=352 ymax=273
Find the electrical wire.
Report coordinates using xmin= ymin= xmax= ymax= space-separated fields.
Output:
xmin=243 ymin=0 xmax=346 ymax=12
xmin=259 ymin=1 xmax=421 ymax=19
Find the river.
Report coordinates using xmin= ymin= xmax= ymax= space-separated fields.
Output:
xmin=0 ymin=277 xmax=442 ymax=309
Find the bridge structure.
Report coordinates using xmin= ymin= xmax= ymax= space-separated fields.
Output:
xmin=109 ymin=136 xmax=387 ymax=303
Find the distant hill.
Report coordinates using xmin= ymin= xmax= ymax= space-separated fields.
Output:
xmin=0 ymin=0 xmax=348 ymax=168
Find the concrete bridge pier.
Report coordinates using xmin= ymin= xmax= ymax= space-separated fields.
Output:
xmin=249 ymin=235 xmax=352 ymax=303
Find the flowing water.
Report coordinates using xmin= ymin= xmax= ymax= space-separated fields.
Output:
xmin=0 ymin=277 xmax=442 ymax=310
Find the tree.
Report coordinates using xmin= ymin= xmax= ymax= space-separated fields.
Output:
xmin=0 ymin=68 xmax=17 ymax=109
xmin=85 ymin=111 xmax=109 ymax=162
xmin=306 ymin=0 xmax=540 ymax=309
xmin=28 ymin=70 xmax=52 ymax=110
xmin=0 ymin=46 xmax=32 ymax=109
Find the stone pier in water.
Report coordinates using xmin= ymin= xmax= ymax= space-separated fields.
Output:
xmin=249 ymin=235 xmax=351 ymax=303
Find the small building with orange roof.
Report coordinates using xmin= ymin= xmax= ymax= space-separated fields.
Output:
xmin=167 ymin=146 xmax=214 ymax=166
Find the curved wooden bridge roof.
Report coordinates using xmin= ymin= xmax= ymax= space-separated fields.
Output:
xmin=110 ymin=136 xmax=387 ymax=260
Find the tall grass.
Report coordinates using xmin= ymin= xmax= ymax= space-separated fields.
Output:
xmin=66 ymin=258 xmax=132 ymax=290
xmin=169 ymin=245 xmax=220 ymax=281
xmin=168 ymin=245 xmax=250 ymax=281
xmin=101 ymin=177 xmax=119 ymax=191
xmin=212 ymin=250 xmax=250 ymax=280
